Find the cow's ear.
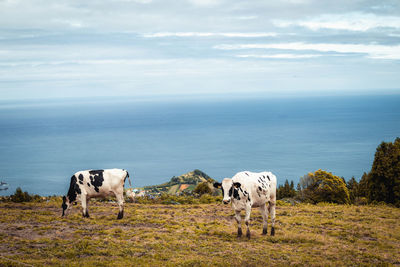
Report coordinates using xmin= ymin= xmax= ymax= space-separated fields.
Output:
xmin=233 ymin=182 xmax=241 ymax=188
xmin=213 ymin=182 xmax=222 ymax=189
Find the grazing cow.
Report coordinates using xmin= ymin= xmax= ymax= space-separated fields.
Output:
xmin=214 ymin=171 xmax=277 ymax=238
xmin=62 ymin=169 xmax=131 ymax=219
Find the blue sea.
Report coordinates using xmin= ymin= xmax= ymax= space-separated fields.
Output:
xmin=0 ymin=94 xmax=399 ymax=196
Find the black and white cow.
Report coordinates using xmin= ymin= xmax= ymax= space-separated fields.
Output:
xmin=214 ymin=171 xmax=277 ymax=238
xmin=62 ymin=169 xmax=131 ymax=219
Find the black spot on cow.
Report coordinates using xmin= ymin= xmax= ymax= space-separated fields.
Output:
xmin=79 ymin=181 xmax=83 ymax=185
xmin=248 ymin=195 xmax=250 ymax=201
xmin=87 ymin=183 xmax=91 ymax=187
xmin=213 ymin=182 xmax=222 ymax=188
xmin=67 ymin=175 xmax=81 ymax=203
xmin=229 ymin=187 xmax=233 ymax=197
xmin=267 ymin=175 xmax=270 ymax=181
xmin=233 ymin=188 xmax=240 ymax=200
xmin=245 ymin=172 xmax=249 ymax=176
xmin=75 ymin=184 xmax=81 ymax=195
xmin=258 ymin=186 xmax=262 ymax=191
xmin=78 ymin=174 xmax=84 ymax=181
xmin=89 ymin=170 xmax=104 ymax=193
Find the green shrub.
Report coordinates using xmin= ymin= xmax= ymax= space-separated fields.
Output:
xmin=361 ymin=137 xmax=400 ymax=207
xmin=277 ymin=179 xmax=296 ymax=199
xmin=193 ymin=182 xmax=212 ymax=196
xmin=10 ymin=187 xmax=41 ymax=203
xmin=298 ymin=170 xmax=350 ymax=204
xmin=354 ymin=197 xmax=368 ymax=205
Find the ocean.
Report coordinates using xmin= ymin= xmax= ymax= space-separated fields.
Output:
xmin=0 ymin=94 xmax=399 ymax=196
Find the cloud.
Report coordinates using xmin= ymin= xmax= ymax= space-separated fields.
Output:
xmin=142 ymin=32 xmax=277 ymax=38
xmin=187 ymin=0 xmax=222 ymax=7
xmin=0 ymin=59 xmax=174 ymax=67
xmin=236 ymin=54 xmax=320 ymax=59
xmin=214 ymin=42 xmax=400 ymax=59
xmin=235 ymin=15 xmax=258 ymax=20
xmin=274 ymin=13 xmax=400 ymax=32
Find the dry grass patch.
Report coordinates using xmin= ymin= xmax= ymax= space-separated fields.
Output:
xmin=0 ymin=201 xmax=399 ymax=266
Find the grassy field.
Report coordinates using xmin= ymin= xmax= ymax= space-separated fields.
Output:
xmin=0 ymin=200 xmax=399 ymax=266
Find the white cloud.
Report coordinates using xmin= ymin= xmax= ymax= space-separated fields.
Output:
xmin=52 ymin=19 xmax=85 ymax=28
xmin=235 ymin=15 xmax=258 ymax=20
xmin=142 ymin=32 xmax=277 ymax=38
xmin=237 ymin=54 xmax=320 ymax=59
xmin=0 ymin=59 xmax=176 ymax=67
xmin=274 ymin=13 xmax=400 ymax=32
xmin=115 ymin=0 xmax=152 ymax=3
xmin=187 ymin=0 xmax=222 ymax=7
xmin=214 ymin=42 xmax=400 ymax=59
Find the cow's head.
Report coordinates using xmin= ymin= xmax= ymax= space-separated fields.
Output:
xmin=61 ymin=196 xmax=72 ymax=217
xmin=213 ymin=178 xmax=241 ymax=204
xmin=125 ymin=189 xmax=136 ymax=202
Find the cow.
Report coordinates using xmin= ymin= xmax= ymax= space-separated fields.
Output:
xmin=213 ymin=171 xmax=277 ymax=239
xmin=61 ymin=169 xmax=131 ymax=219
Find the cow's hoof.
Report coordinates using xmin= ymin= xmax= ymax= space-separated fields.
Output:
xmin=246 ymin=230 xmax=251 ymax=239
xmin=262 ymin=228 xmax=268 ymax=235
xmin=117 ymin=211 xmax=123 ymax=220
xmin=271 ymin=227 xmax=275 ymax=236
xmin=237 ymin=228 xmax=242 ymax=237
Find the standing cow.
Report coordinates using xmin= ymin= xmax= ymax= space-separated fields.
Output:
xmin=62 ymin=169 xmax=131 ymax=219
xmin=214 ymin=171 xmax=277 ymax=238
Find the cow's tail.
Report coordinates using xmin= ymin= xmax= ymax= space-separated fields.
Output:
xmin=124 ymin=170 xmax=132 ymax=188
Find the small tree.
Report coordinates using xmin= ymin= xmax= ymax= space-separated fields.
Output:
xmin=363 ymin=138 xmax=400 ymax=206
xmin=299 ymin=170 xmax=350 ymax=204
xmin=346 ymin=177 xmax=359 ymax=204
xmin=277 ymin=179 xmax=296 ymax=199
xmin=193 ymin=182 xmax=212 ymax=196
xmin=10 ymin=187 xmax=32 ymax=203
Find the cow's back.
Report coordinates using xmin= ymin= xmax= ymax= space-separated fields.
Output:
xmin=74 ymin=169 xmax=127 ymax=197
xmin=232 ymin=171 xmax=277 ymax=207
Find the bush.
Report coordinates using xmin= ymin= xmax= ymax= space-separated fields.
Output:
xmin=298 ymin=170 xmax=350 ymax=204
xmin=346 ymin=177 xmax=360 ymax=204
xmin=361 ymin=137 xmax=400 ymax=207
xmin=277 ymin=179 xmax=296 ymax=199
xmin=10 ymin=187 xmax=41 ymax=203
xmin=354 ymin=197 xmax=368 ymax=205
xmin=193 ymin=182 xmax=212 ymax=196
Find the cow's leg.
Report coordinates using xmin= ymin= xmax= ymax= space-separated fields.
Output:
xmin=269 ymin=201 xmax=276 ymax=236
xmin=234 ymin=210 xmax=242 ymax=237
xmin=81 ymin=194 xmax=89 ymax=218
xmin=244 ymin=204 xmax=252 ymax=239
xmin=259 ymin=203 xmax=269 ymax=235
xmin=85 ymin=197 xmax=90 ymax=218
xmin=115 ymin=193 xmax=124 ymax=220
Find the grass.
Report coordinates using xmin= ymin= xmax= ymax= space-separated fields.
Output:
xmin=0 ymin=201 xmax=399 ymax=266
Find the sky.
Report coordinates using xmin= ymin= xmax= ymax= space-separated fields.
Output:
xmin=1 ymin=0 xmax=400 ymax=100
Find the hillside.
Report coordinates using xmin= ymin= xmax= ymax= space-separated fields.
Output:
xmin=0 ymin=201 xmax=399 ymax=266
xmin=143 ymin=169 xmax=214 ymax=195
